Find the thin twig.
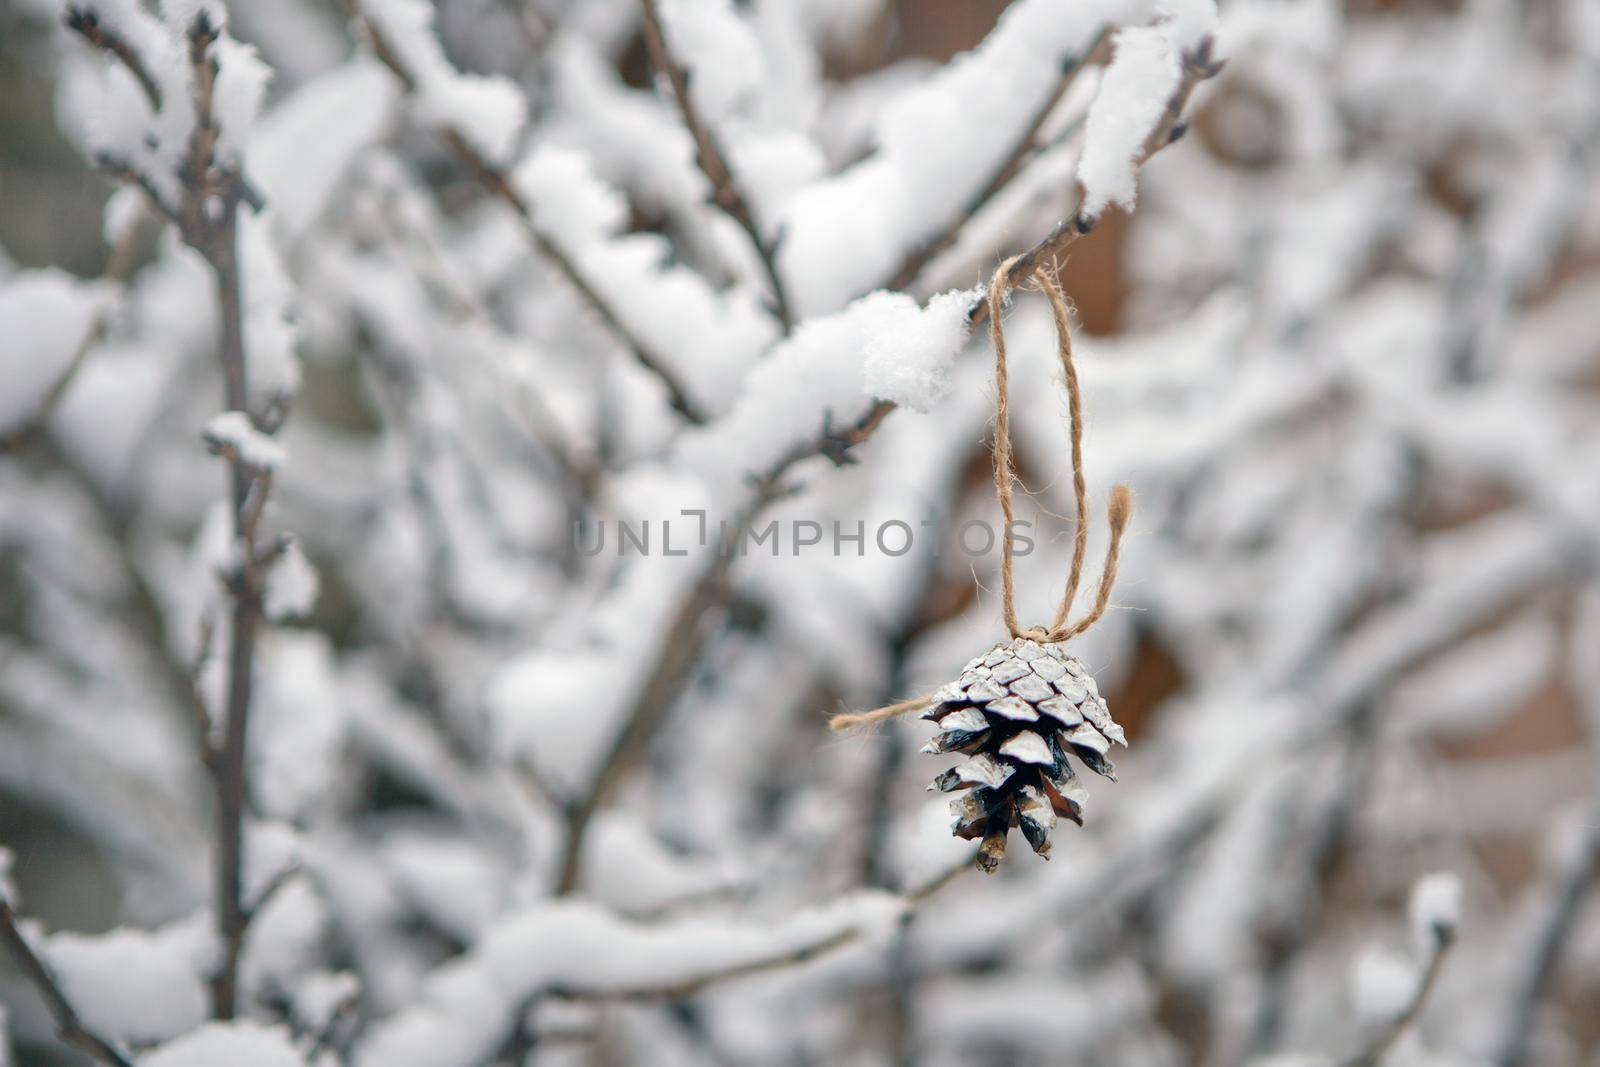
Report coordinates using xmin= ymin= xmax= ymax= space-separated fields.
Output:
xmin=0 ymin=902 xmax=137 ymax=1067
xmin=1248 ymin=714 xmax=1377 ymax=1056
xmin=148 ymin=11 xmax=271 ymax=1020
xmin=637 ymin=0 xmax=793 ymax=330
xmin=1491 ymin=812 xmax=1600 ymax=1067
xmin=885 ymin=25 xmax=1110 ymax=293
xmin=1336 ymin=923 xmax=1455 ymax=1067
xmin=553 ymin=484 xmax=778 ymax=893
xmin=63 ymin=5 xmax=162 ymax=110
xmin=346 ymin=1 xmax=707 ymax=423
xmin=1493 ymin=590 xmax=1600 ymax=1067
xmin=965 ymin=38 xmax=1224 ymax=328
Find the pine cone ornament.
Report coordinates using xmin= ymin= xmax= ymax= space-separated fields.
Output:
xmin=923 ymin=637 xmax=1125 ymax=872
xmin=828 ymin=264 xmax=1135 ymax=877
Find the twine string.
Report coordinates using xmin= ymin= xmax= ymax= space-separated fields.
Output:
xmin=829 ymin=262 xmax=1132 ymax=733
xmin=989 ymin=260 xmax=1131 ymax=644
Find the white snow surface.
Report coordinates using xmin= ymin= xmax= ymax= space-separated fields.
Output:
xmin=249 ymin=60 xmax=398 ymax=239
xmin=204 ymin=411 xmax=287 ymax=470
xmin=140 ymin=1021 xmax=306 ymax=1067
xmin=513 ymin=144 xmax=777 ymax=416
xmin=1409 ymin=870 xmax=1463 ymax=947
xmin=861 ymin=287 xmax=979 ymax=412
xmin=1077 ymin=27 xmax=1182 ymax=218
xmin=658 ymin=0 xmax=763 ymax=123
xmin=677 ymin=287 xmax=977 ymax=489
xmin=1350 ymin=945 xmax=1417 ymax=1020
xmin=44 ymin=919 xmax=214 ymax=1046
xmin=0 ymin=270 xmax=106 ymax=431
xmin=264 ymin=540 xmax=321 ymax=621
xmin=779 ymin=0 xmax=1155 ymax=313
xmin=353 ymin=893 xmax=906 ymax=1067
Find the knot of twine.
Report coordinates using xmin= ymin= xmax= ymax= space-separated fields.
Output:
xmin=830 ymin=261 xmax=1131 ymax=734
xmin=989 ymin=258 xmax=1131 ymax=645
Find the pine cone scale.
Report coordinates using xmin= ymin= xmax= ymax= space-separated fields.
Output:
xmin=925 ymin=638 xmax=1127 ymax=871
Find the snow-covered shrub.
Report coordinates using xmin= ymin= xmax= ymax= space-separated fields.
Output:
xmin=2 ymin=1 xmax=1598 ymax=1065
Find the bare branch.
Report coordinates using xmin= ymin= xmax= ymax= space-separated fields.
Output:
xmin=637 ymin=0 xmax=794 ymax=330
xmin=1337 ymin=921 xmax=1455 ymax=1067
xmin=346 ymin=1 xmax=708 ymax=424
xmin=885 ymin=25 xmax=1110 ymax=293
xmin=0 ymin=902 xmax=136 ymax=1067
xmin=63 ymin=5 xmax=162 ymax=111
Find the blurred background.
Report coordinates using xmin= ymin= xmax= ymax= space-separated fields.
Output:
xmin=2 ymin=1 xmax=1599 ymax=1065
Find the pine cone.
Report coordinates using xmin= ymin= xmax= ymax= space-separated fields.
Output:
xmin=923 ymin=638 xmax=1126 ymax=872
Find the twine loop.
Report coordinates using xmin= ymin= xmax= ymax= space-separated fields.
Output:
xmin=988 ymin=258 xmax=1130 ymax=644
xmin=828 ymin=261 xmax=1131 ymax=734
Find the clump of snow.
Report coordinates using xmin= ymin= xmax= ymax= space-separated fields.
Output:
xmin=1077 ymin=27 xmax=1181 ymax=218
xmin=658 ymin=0 xmax=763 ymax=122
xmin=103 ymin=186 xmax=147 ymax=247
xmin=264 ymin=540 xmax=320 ymax=621
xmin=249 ymin=60 xmax=398 ymax=239
xmin=861 ymin=286 xmax=977 ymax=412
xmin=486 ymin=647 xmax=628 ymax=797
xmin=0 ymin=270 xmax=107 ymax=432
xmin=160 ymin=0 xmax=228 ymax=32
xmin=288 ymin=971 xmax=359 ymax=1036
xmin=204 ymin=411 xmax=287 ymax=470
xmin=723 ymin=130 xmax=826 ymax=231
xmin=353 ymin=892 xmax=907 ymax=1067
xmin=779 ymin=0 xmax=1117 ymax=313
xmin=252 ymin=634 xmax=343 ymax=819
xmin=414 ymin=75 xmax=527 ymax=165
xmin=1350 ymin=945 xmax=1417 ymax=1021
xmin=211 ymin=36 xmax=272 ymax=163
xmin=514 ymin=145 xmax=629 ymax=248
xmin=548 ymin=40 xmax=703 ymax=215
xmin=363 ymin=0 xmax=527 ymax=165
xmin=238 ymin=211 xmax=302 ymax=403
xmin=140 ymin=1021 xmax=306 ymax=1067
xmin=380 ymin=832 xmax=508 ymax=942
xmin=242 ymin=879 xmax=328 ymax=1001
xmin=1408 ymin=870 xmax=1462 ymax=949
xmin=581 ymin=812 xmax=740 ymax=915
xmin=1157 ymin=0 xmax=1220 ymax=53
xmin=47 ymin=341 xmax=170 ymax=491
xmin=678 ymin=287 xmax=970 ymax=487
xmin=513 ymin=144 xmax=776 ymax=414
xmin=44 ymin=921 xmax=213 ymax=1046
